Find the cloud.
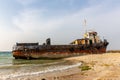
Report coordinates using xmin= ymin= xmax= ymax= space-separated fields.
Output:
xmin=13 ymin=9 xmax=62 ymax=33
xmin=17 ymin=0 xmax=37 ymax=5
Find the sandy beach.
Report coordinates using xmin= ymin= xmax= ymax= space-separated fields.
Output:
xmin=5 ymin=53 xmax=120 ymax=80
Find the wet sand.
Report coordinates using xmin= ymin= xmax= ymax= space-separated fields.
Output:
xmin=4 ymin=53 xmax=120 ymax=80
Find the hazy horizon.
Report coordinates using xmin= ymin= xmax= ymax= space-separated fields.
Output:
xmin=0 ymin=0 xmax=120 ymax=51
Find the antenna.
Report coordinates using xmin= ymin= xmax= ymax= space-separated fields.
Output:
xmin=84 ymin=19 xmax=87 ymax=33
xmin=83 ymin=19 xmax=88 ymax=38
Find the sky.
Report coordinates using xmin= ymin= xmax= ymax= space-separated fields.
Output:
xmin=0 ymin=0 xmax=120 ymax=51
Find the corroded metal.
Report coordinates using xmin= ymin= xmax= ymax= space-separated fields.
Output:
xmin=12 ymin=41 xmax=109 ymax=59
xmin=12 ymin=31 xmax=109 ymax=59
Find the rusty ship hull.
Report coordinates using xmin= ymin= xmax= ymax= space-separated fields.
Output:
xmin=12 ymin=31 xmax=109 ymax=59
xmin=12 ymin=42 xmax=108 ymax=59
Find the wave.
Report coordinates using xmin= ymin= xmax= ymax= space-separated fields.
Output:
xmin=0 ymin=62 xmax=82 ymax=80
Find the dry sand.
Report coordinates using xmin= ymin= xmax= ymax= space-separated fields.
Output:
xmin=8 ymin=53 xmax=120 ymax=80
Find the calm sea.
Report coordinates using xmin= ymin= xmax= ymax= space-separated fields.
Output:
xmin=0 ymin=52 xmax=61 ymax=66
xmin=0 ymin=52 xmax=81 ymax=79
xmin=0 ymin=52 xmax=13 ymax=66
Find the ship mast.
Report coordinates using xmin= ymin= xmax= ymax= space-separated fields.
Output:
xmin=84 ymin=19 xmax=87 ymax=33
xmin=83 ymin=19 xmax=88 ymax=38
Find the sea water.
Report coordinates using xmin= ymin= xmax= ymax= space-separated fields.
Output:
xmin=0 ymin=52 xmax=81 ymax=79
xmin=0 ymin=52 xmax=13 ymax=66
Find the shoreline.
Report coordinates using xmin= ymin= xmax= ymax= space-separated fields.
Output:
xmin=4 ymin=63 xmax=82 ymax=80
xmin=2 ymin=53 xmax=120 ymax=80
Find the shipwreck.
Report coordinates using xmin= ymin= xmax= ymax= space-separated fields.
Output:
xmin=12 ymin=31 xmax=109 ymax=59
